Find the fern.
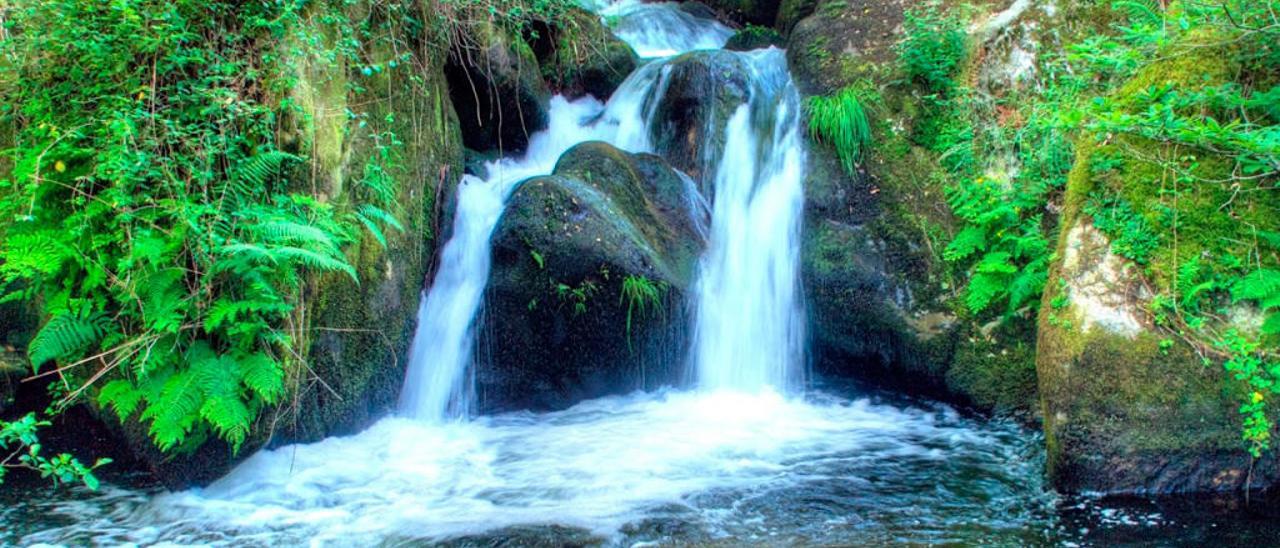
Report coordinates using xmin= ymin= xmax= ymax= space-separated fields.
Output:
xmin=237 ymin=352 xmax=284 ymax=404
xmin=27 ymin=310 xmax=109 ymax=370
xmin=1233 ymin=269 xmax=1280 ymax=335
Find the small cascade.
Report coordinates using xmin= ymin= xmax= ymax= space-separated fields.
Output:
xmin=398 ymin=9 xmax=724 ymax=421
xmin=691 ymin=50 xmax=807 ymax=393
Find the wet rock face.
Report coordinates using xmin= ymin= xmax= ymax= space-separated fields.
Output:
xmin=649 ymin=51 xmax=752 ymax=182
xmin=446 ymin=24 xmax=551 ymax=153
xmin=724 ymin=25 xmax=785 ymax=51
xmin=481 ymin=142 xmax=704 ymax=412
xmin=698 ymin=0 xmax=782 ymax=26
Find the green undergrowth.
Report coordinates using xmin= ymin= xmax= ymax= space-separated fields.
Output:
xmin=0 ymin=0 xmax=576 ymax=488
xmin=902 ymin=0 xmax=1280 ymax=455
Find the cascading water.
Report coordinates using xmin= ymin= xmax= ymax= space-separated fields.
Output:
xmin=398 ymin=31 xmax=694 ymax=422
xmin=6 ymin=4 xmax=1081 ymax=546
xmin=690 ymin=50 xmax=806 ymax=393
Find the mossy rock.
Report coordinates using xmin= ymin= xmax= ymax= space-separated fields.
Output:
xmin=444 ymin=20 xmax=550 ymax=153
xmin=481 ymin=142 xmax=704 ymax=412
xmin=534 ymin=8 xmax=638 ymax=100
xmin=724 ymin=25 xmax=785 ymax=51
xmin=1036 ymin=28 xmax=1280 ymax=495
xmin=1036 ymin=236 xmax=1273 ymax=493
xmin=785 ymin=0 xmax=911 ymax=95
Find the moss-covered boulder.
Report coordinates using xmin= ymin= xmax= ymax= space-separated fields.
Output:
xmin=534 ymin=8 xmax=638 ymax=100
xmin=1037 ymin=218 xmax=1277 ymax=494
xmin=785 ymin=0 xmax=910 ymax=95
xmin=445 ymin=21 xmax=550 ymax=153
xmin=481 ymin=142 xmax=704 ymax=412
xmin=1035 ymin=32 xmax=1280 ymax=493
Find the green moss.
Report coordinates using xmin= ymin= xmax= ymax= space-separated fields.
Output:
xmin=948 ymin=322 xmax=1038 ymax=413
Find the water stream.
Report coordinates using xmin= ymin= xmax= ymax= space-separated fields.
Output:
xmin=6 ymin=2 xmax=1275 ymax=546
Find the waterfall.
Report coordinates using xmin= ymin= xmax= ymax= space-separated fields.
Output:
xmin=14 ymin=5 xmax=1069 ymax=546
xmin=691 ymin=51 xmax=807 ymax=393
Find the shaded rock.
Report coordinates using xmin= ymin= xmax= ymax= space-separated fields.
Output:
xmin=698 ymin=0 xmax=782 ymax=26
xmin=446 ymin=22 xmax=550 ymax=153
xmin=535 ymin=9 xmax=638 ymax=100
xmin=480 ymin=142 xmax=705 ymax=412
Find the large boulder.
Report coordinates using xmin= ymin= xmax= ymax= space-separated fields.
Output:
xmin=1037 ymin=218 xmax=1277 ymax=494
xmin=788 ymin=0 xmax=1047 ymax=415
xmin=1036 ymin=34 xmax=1280 ymax=493
xmin=533 ymin=9 xmax=639 ymax=101
xmin=445 ymin=22 xmax=550 ymax=153
xmin=480 ymin=142 xmax=705 ymax=412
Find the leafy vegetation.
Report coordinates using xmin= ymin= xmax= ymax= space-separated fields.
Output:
xmin=897 ymin=6 xmax=967 ymax=94
xmin=806 ymin=87 xmax=873 ymax=175
xmin=1 ymin=413 xmax=110 ymax=488
xmin=901 ymin=0 xmax=1280 ymax=455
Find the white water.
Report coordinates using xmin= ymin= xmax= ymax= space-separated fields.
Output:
xmin=594 ymin=1 xmax=734 ymax=58
xmin=691 ymin=52 xmax=807 ymax=393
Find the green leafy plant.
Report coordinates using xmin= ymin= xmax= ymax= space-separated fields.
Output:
xmin=1 ymin=413 xmax=110 ymax=489
xmin=806 ymin=87 xmax=873 ymax=175
xmin=897 ymin=5 xmax=968 ymax=94
xmin=943 ymin=175 xmax=1053 ymax=317
xmin=0 ymin=0 xmax=407 ymax=455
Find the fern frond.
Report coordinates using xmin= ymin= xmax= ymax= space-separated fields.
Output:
xmin=28 ymin=310 xmax=109 ymax=370
xmin=1232 ymin=269 xmax=1280 ymax=308
xmin=141 ymin=369 xmax=205 ymax=452
xmin=97 ymin=378 xmax=143 ymax=421
xmin=944 ymin=226 xmax=987 ymax=262
xmin=237 ymin=352 xmax=284 ymax=404
xmin=966 ymin=272 xmax=1007 ymax=313
xmin=226 ymin=151 xmax=300 ymax=201
xmin=271 ymin=246 xmax=358 ymax=281
xmin=1112 ymin=0 xmax=1162 ymax=27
